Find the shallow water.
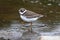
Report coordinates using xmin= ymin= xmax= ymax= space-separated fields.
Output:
xmin=0 ymin=0 xmax=60 ymax=40
xmin=0 ymin=20 xmax=60 ymax=40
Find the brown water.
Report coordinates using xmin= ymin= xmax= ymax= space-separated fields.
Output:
xmin=0 ymin=0 xmax=60 ymax=40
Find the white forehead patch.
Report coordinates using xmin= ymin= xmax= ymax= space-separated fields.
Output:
xmin=19 ymin=10 xmax=27 ymax=15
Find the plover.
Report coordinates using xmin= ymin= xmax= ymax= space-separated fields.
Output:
xmin=19 ymin=8 xmax=44 ymax=32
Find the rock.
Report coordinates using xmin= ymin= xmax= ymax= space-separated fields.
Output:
xmin=0 ymin=37 xmax=6 ymax=40
xmin=37 ymin=36 xmax=60 ymax=40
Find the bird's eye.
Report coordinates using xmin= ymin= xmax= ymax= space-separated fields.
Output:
xmin=21 ymin=10 xmax=24 ymax=12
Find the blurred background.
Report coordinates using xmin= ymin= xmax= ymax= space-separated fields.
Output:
xmin=0 ymin=0 xmax=60 ymax=27
xmin=0 ymin=0 xmax=60 ymax=40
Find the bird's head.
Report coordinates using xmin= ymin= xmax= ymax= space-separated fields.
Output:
xmin=19 ymin=8 xmax=27 ymax=15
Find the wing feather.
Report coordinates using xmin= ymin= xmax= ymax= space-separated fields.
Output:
xmin=23 ymin=10 xmax=41 ymax=18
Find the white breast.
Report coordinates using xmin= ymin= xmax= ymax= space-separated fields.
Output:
xmin=20 ymin=15 xmax=39 ymax=22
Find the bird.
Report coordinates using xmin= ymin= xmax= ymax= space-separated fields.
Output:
xmin=19 ymin=8 xmax=44 ymax=32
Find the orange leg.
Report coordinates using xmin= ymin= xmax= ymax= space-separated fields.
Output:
xmin=30 ymin=22 xmax=32 ymax=32
xmin=27 ymin=22 xmax=32 ymax=33
xmin=21 ymin=22 xmax=33 ymax=33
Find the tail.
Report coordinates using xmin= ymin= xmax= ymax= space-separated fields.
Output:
xmin=39 ymin=14 xmax=44 ymax=18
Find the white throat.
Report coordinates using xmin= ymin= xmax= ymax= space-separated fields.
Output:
xmin=19 ymin=10 xmax=27 ymax=15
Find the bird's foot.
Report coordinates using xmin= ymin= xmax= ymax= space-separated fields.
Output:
xmin=28 ymin=29 xmax=33 ymax=33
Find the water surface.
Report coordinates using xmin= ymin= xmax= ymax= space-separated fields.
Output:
xmin=0 ymin=0 xmax=60 ymax=40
